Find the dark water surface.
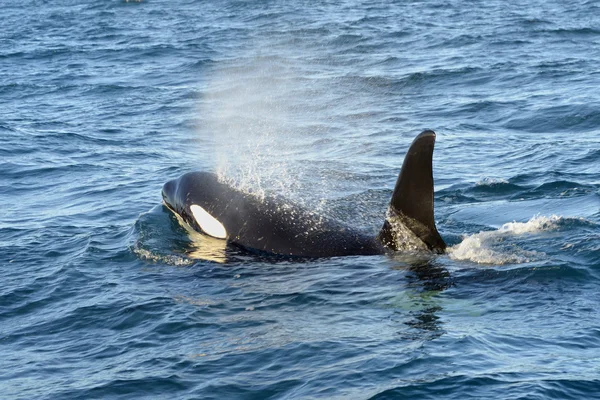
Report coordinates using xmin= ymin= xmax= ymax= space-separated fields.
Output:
xmin=2 ymin=0 xmax=600 ymax=398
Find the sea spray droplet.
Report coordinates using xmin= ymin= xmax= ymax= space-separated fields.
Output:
xmin=384 ymin=209 xmax=429 ymax=252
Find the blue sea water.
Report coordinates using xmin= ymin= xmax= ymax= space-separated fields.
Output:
xmin=2 ymin=0 xmax=600 ymax=398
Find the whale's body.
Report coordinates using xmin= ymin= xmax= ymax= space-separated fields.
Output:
xmin=162 ymin=131 xmax=446 ymax=257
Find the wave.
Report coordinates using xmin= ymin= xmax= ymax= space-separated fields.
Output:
xmin=520 ymin=180 xmax=597 ymax=199
xmin=504 ymin=104 xmax=600 ymax=133
xmin=472 ymin=177 xmax=526 ymax=196
xmin=131 ymin=205 xmax=235 ymax=266
xmin=437 ymin=178 xmax=528 ymax=204
xmin=537 ymin=27 xmax=600 ymax=36
xmin=439 ymin=172 xmax=599 ymax=206
xmin=448 ymin=215 xmax=585 ymax=265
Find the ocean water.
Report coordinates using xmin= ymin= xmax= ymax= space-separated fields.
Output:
xmin=2 ymin=0 xmax=600 ymax=398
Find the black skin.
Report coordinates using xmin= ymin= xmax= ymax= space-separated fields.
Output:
xmin=162 ymin=130 xmax=446 ymax=258
xmin=162 ymin=171 xmax=386 ymax=257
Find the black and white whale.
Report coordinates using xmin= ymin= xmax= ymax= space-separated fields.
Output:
xmin=162 ymin=130 xmax=446 ymax=257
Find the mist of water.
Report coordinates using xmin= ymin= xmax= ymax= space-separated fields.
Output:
xmin=194 ymin=43 xmax=387 ymax=221
xmin=197 ymin=53 xmax=313 ymax=201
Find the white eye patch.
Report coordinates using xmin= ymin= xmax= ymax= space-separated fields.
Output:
xmin=190 ymin=205 xmax=227 ymax=239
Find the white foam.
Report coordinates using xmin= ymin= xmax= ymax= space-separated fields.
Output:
xmin=448 ymin=215 xmax=563 ymax=265
xmin=496 ymin=214 xmax=562 ymax=234
xmin=476 ymin=177 xmax=509 ymax=186
xmin=133 ymin=244 xmax=195 ymax=267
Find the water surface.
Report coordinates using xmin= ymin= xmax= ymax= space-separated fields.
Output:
xmin=2 ymin=0 xmax=600 ymax=398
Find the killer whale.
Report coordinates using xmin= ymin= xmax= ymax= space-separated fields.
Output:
xmin=161 ymin=130 xmax=446 ymax=257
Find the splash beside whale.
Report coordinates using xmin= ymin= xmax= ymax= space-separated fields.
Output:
xmin=161 ymin=130 xmax=446 ymax=257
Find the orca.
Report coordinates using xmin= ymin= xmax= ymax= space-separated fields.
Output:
xmin=161 ymin=130 xmax=446 ymax=257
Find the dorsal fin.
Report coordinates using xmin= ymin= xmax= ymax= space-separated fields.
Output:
xmin=378 ymin=130 xmax=446 ymax=253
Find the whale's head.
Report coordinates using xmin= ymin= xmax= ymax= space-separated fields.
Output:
xmin=161 ymin=172 xmax=229 ymax=239
xmin=161 ymin=178 xmax=178 ymax=211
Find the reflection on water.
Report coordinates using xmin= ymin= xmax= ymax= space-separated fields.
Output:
xmin=170 ymin=206 xmax=229 ymax=264
xmin=185 ymin=230 xmax=228 ymax=264
xmin=391 ymin=258 xmax=454 ymax=340
xmin=407 ymin=261 xmax=454 ymax=293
